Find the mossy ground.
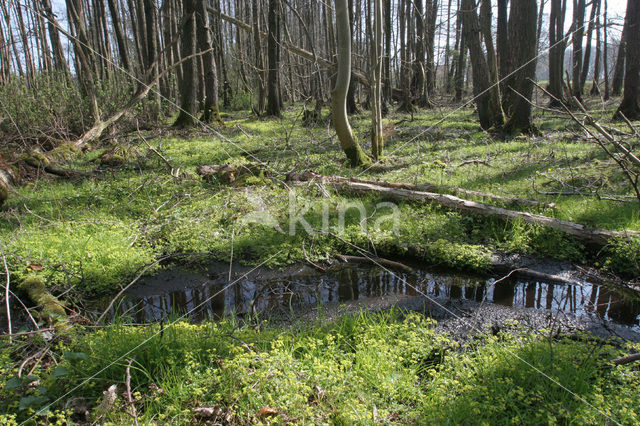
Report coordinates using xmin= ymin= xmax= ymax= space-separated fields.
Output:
xmin=1 ymin=311 xmax=639 ymax=423
xmin=1 ymin=100 xmax=638 ymax=296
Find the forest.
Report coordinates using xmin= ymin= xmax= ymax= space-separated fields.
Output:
xmin=1 ymin=0 xmax=640 ymax=423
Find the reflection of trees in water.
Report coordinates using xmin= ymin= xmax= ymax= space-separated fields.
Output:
xmin=114 ymin=267 xmax=639 ymax=330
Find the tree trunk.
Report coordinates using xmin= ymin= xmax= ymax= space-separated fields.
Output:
xmin=252 ymin=0 xmax=266 ymax=114
xmin=369 ymin=0 xmax=384 ymax=159
xmin=496 ymin=0 xmax=509 ymax=80
xmin=384 ymin=0 xmax=392 ymax=103
xmin=611 ymin=5 xmax=628 ymax=96
xmin=590 ymin=0 xmax=602 ymax=95
xmin=571 ymin=0 xmax=586 ymax=101
xmin=461 ymin=0 xmax=503 ymax=129
xmin=266 ymin=0 xmax=282 ymax=116
xmin=602 ymin=0 xmax=609 ymax=100
xmin=173 ymin=0 xmax=198 ymax=127
xmin=195 ymin=0 xmax=221 ymax=123
xmin=346 ymin=0 xmax=359 ymax=114
xmin=332 ymin=0 xmax=371 ymax=166
xmin=548 ymin=0 xmax=567 ymax=106
xmin=411 ymin=0 xmax=426 ymax=105
xmin=502 ymin=0 xmax=538 ymax=135
xmin=614 ymin=0 xmax=640 ymax=120
xmin=580 ymin=0 xmax=599 ymax=91
xmin=41 ymin=0 xmax=70 ymax=76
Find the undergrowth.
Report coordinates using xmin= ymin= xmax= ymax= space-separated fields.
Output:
xmin=1 ymin=311 xmax=638 ymax=424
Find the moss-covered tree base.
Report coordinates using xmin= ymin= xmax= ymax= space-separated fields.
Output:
xmin=200 ymin=105 xmax=223 ymax=125
xmin=343 ymin=144 xmax=372 ymax=167
xmin=173 ymin=111 xmax=197 ymax=128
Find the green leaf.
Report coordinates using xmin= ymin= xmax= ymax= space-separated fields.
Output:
xmin=4 ymin=378 xmax=24 ymax=390
xmin=52 ymin=366 xmax=69 ymax=378
xmin=19 ymin=395 xmax=49 ymax=411
xmin=63 ymin=351 xmax=89 ymax=361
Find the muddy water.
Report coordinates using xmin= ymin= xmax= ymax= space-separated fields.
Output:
xmin=110 ymin=263 xmax=640 ymax=331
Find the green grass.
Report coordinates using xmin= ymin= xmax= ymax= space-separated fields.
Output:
xmin=2 ymin=311 xmax=638 ymax=424
xmin=1 ymin=100 xmax=639 ymax=297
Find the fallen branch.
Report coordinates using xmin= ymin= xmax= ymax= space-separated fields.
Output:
xmin=287 ymin=171 xmax=638 ymax=247
xmin=23 ymin=158 xmax=93 ymax=179
xmin=457 ymin=159 xmax=490 ymax=167
xmin=335 ymin=254 xmax=414 ymax=273
xmin=287 ymin=171 xmax=556 ymax=209
xmin=611 ymin=352 xmax=640 ymax=366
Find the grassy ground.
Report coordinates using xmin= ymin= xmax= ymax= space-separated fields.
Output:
xmin=1 ymin=310 xmax=639 ymax=424
xmin=1 ymin=100 xmax=639 ymax=297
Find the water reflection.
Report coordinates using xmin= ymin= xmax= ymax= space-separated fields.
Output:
xmin=111 ymin=266 xmax=640 ymax=330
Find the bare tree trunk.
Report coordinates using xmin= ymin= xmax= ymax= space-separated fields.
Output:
xmin=496 ymin=0 xmax=509 ymax=80
xmin=614 ymin=0 xmax=640 ymax=120
xmin=580 ymin=0 xmax=599 ymax=91
xmin=106 ymin=0 xmax=131 ymax=71
xmin=602 ymin=0 xmax=609 ymax=100
xmin=611 ymin=6 xmax=627 ymax=96
xmin=548 ymin=0 xmax=567 ymax=106
xmin=346 ymin=0 xmax=359 ymax=114
xmin=502 ymin=0 xmax=538 ymax=135
xmin=173 ymin=0 xmax=198 ymax=127
xmin=384 ymin=0 xmax=392 ymax=103
xmin=252 ymin=0 xmax=266 ymax=114
xmin=266 ymin=0 xmax=282 ymax=116
xmin=369 ymin=0 xmax=384 ymax=159
xmin=41 ymin=0 xmax=70 ymax=76
xmin=332 ymin=0 xmax=370 ymax=166
xmin=462 ymin=0 xmax=503 ymax=129
xmin=571 ymin=0 xmax=586 ymax=101
xmin=66 ymin=0 xmax=100 ymax=122
xmin=454 ymin=21 xmax=466 ymax=101
xmin=590 ymin=0 xmax=602 ymax=95
xmin=195 ymin=0 xmax=221 ymax=123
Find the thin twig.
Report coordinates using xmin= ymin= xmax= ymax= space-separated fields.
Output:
xmin=125 ymin=356 xmax=139 ymax=426
xmin=0 ymin=242 xmax=11 ymax=342
xmin=97 ymin=255 xmax=174 ymax=323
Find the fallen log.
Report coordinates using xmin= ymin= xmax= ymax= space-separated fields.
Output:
xmin=335 ymin=254 xmax=414 ymax=273
xmin=24 ymin=157 xmax=93 ymax=178
xmin=289 ymin=171 xmax=556 ymax=209
xmin=287 ymin=171 xmax=639 ymax=247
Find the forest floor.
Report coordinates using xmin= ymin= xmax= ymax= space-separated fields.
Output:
xmin=1 ymin=99 xmax=640 ymax=423
xmin=1 ymin=99 xmax=639 ymax=295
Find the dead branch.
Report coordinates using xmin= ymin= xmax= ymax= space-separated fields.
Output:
xmin=335 ymin=254 xmax=414 ymax=273
xmin=611 ymin=352 xmax=640 ymax=366
xmin=457 ymin=159 xmax=491 ymax=167
xmin=125 ymin=357 xmax=139 ymax=426
xmin=23 ymin=157 xmax=93 ymax=179
xmin=287 ymin=170 xmax=556 ymax=209
xmin=288 ymin=171 xmax=639 ymax=247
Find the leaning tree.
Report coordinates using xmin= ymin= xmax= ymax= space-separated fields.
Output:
xmin=332 ymin=0 xmax=371 ymax=166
